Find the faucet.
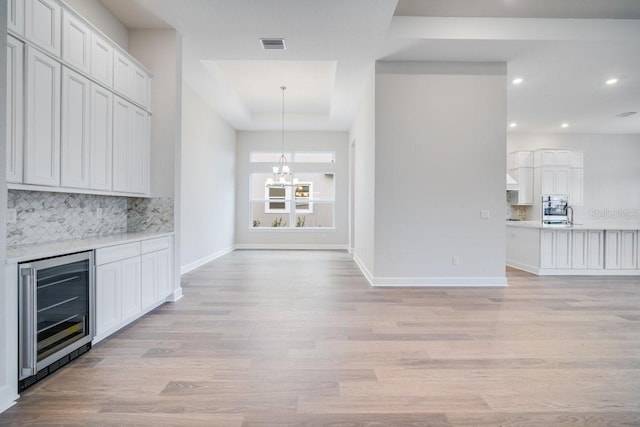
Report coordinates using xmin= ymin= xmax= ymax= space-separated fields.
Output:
xmin=567 ymin=206 xmax=574 ymax=225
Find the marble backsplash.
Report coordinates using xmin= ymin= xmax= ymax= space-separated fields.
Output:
xmin=7 ymin=190 xmax=174 ymax=246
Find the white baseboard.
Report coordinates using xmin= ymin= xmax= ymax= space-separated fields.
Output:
xmin=352 ymin=253 xmax=374 ymax=286
xmin=180 ymin=246 xmax=235 ymax=275
xmin=167 ymin=287 xmax=183 ymax=302
xmin=506 ymin=260 xmax=540 ymax=275
xmin=507 ymin=261 xmax=640 ymax=276
xmin=234 ymin=244 xmax=349 ymax=251
xmin=371 ymin=276 xmax=508 ymax=287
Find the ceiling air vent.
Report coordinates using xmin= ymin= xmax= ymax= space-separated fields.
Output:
xmin=616 ymin=111 xmax=637 ymax=118
xmin=260 ymin=38 xmax=286 ymax=50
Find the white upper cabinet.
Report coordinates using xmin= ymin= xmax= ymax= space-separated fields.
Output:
xmin=113 ymin=50 xmax=131 ymax=97
xmin=90 ymin=33 xmax=113 ymax=87
xmin=61 ymin=66 xmax=91 ymax=189
xmin=24 ymin=46 xmax=61 ymax=187
xmin=535 ymin=149 xmax=571 ymax=167
xmin=89 ymin=83 xmax=113 ymax=191
xmin=6 ymin=35 xmax=24 ymax=183
xmin=113 ymin=51 xmax=151 ymax=109
xmin=130 ymin=65 xmax=150 ymax=108
xmin=62 ymin=10 xmax=91 ymax=75
xmin=113 ymin=97 xmax=149 ymax=195
xmin=25 ymin=0 xmax=62 ymax=57
xmin=8 ymin=0 xmax=25 ymax=36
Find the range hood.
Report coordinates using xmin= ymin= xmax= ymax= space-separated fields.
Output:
xmin=506 ymin=173 xmax=519 ymax=191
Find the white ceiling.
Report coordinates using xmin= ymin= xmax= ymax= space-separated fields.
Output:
xmin=99 ymin=0 xmax=640 ymax=134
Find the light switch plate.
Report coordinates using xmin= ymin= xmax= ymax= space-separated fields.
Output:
xmin=481 ymin=209 xmax=490 ymax=219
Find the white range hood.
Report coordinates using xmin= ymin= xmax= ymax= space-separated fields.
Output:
xmin=506 ymin=173 xmax=519 ymax=191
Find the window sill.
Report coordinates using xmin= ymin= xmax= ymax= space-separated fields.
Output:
xmin=248 ymin=227 xmax=336 ymax=233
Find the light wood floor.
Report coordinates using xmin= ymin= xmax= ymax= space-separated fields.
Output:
xmin=1 ymin=250 xmax=640 ymax=426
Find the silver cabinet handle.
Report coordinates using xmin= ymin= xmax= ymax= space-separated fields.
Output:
xmin=20 ymin=266 xmax=38 ymax=377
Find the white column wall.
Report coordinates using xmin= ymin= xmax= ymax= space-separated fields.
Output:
xmin=372 ymin=62 xmax=507 ymax=286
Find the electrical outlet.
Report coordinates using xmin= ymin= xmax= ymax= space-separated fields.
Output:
xmin=96 ymin=208 xmax=103 ymax=219
xmin=481 ymin=209 xmax=490 ymax=219
xmin=452 ymin=256 xmax=460 ymax=265
xmin=7 ymin=209 xmax=17 ymax=224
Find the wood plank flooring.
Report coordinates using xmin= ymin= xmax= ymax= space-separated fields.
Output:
xmin=1 ymin=250 xmax=639 ymax=426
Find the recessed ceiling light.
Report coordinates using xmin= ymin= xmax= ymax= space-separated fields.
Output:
xmin=512 ymin=78 xmax=523 ymax=85
xmin=605 ymin=78 xmax=619 ymax=85
xmin=561 ymin=123 xmax=569 ymax=128
xmin=509 ymin=122 xmax=517 ymax=128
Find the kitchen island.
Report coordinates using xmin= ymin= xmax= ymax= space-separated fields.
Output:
xmin=507 ymin=221 xmax=640 ymax=275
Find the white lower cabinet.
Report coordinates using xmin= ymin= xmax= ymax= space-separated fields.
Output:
xmin=605 ymin=230 xmax=638 ymax=270
xmin=141 ymin=237 xmax=173 ymax=312
xmin=572 ymin=230 xmax=604 ymax=270
xmin=95 ymin=236 xmax=173 ymax=343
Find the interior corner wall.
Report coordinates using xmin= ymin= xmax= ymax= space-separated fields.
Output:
xmin=508 ymin=133 xmax=640 ymax=222
xmin=235 ymin=131 xmax=349 ymax=248
xmin=61 ymin=0 xmax=129 ymax=49
xmin=127 ymin=29 xmax=179 ymax=198
xmin=180 ymin=82 xmax=236 ymax=273
xmin=373 ymin=62 xmax=507 ymax=285
xmin=348 ymin=66 xmax=376 ymax=279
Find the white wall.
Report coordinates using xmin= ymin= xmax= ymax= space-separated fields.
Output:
xmin=348 ymin=67 xmax=376 ymax=279
xmin=63 ymin=0 xmax=128 ymax=49
xmin=373 ymin=62 xmax=507 ymax=285
xmin=180 ymin=82 xmax=236 ymax=273
xmin=508 ymin=133 xmax=640 ymax=223
xmin=235 ymin=131 xmax=349 ymax=248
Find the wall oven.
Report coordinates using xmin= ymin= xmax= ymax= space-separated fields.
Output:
xmin=18 ymin=251 xmax=94 ymax=391
xmin=542 ymin=194 xmax=569 ymax=225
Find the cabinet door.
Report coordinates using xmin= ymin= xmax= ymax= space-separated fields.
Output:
xmin=91 ymin=34 xmax=113 ymax=87
xmin=541 ymin=168 xmax=555 ymax=195
xmin=112 ymin=96 xmax=131 ymax=192
xmin=96 ymin=262 xmax=122 ymax=338
xmin=140 ymin=252 xmax=158 ymax=311
xmin=554 ymin=168 xmax=570 ymax=195
xmin=130 ymin=65 xmax=149 ymax=109
xmin=25 ymin=46 xmax=61 ymax=186
xmin=556 ymin=230 xmax=572 ymax=269
xmin=62 ymin=10 xmax=91 ymax=75
xmin=8 ymin=0 xmax=25 ymax=36
xmin=25 ymin=0 xmax=61 ymax=57
xmin=113 ymin=51 xmax=131 ymax=96
xmin=572 ymin=230 xmax=588 ymax=270
xmin=516 ymin=168 xmax=533 ymax=205
xmin=621 ymin=231 xmax=637 ymax=269
xmin=90 ymin=84 xmax=113 ymax=190
xmin=121 ymin=256 xmax=141 ymax=321
xmin=129 ymin=106 xmax=150 ymax=194
xmin=587 ymin=231 xmax=604 ymax=269
xmin=605 ymin=231 xmax=621 ymax=269
xmin=540 ymin=230 xmax=556 ymax=269
xmin=554 ymin=151 xmax=571 ymax=166
xmin=157 ymin=247 xmax=172 ymax=299
xmin=61 ymin=67 xmax=91 ymax=189
xmin=6 ymin=35 xmax=24 ymax=183
xmin=569 ymin=168 xmax=584 ymax=206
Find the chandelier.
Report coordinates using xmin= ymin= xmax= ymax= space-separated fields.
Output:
xmin=267 ymin=86 xmax=298 ymax=187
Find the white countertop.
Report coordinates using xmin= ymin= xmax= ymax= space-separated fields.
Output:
xmin=506 ymin=220 xmax=640 ymax=231
xmin=6 ymin=231 xmax=174 ymax=263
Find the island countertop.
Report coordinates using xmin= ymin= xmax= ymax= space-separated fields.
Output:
xmin=506 ymin=220 xmax=640 ymax=231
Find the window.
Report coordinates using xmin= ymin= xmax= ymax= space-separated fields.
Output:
xmin=250 ymin=169 xmax=335 ymax=229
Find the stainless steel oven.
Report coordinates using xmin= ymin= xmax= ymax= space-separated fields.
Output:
xmin=18 ymin=251 xmax=94 ymax=391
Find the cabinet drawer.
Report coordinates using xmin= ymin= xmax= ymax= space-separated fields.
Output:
xmin=141 ymin=237 xmax=171 ymax=254
xmin=96 ymin=242 xmax=140 ymax=265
